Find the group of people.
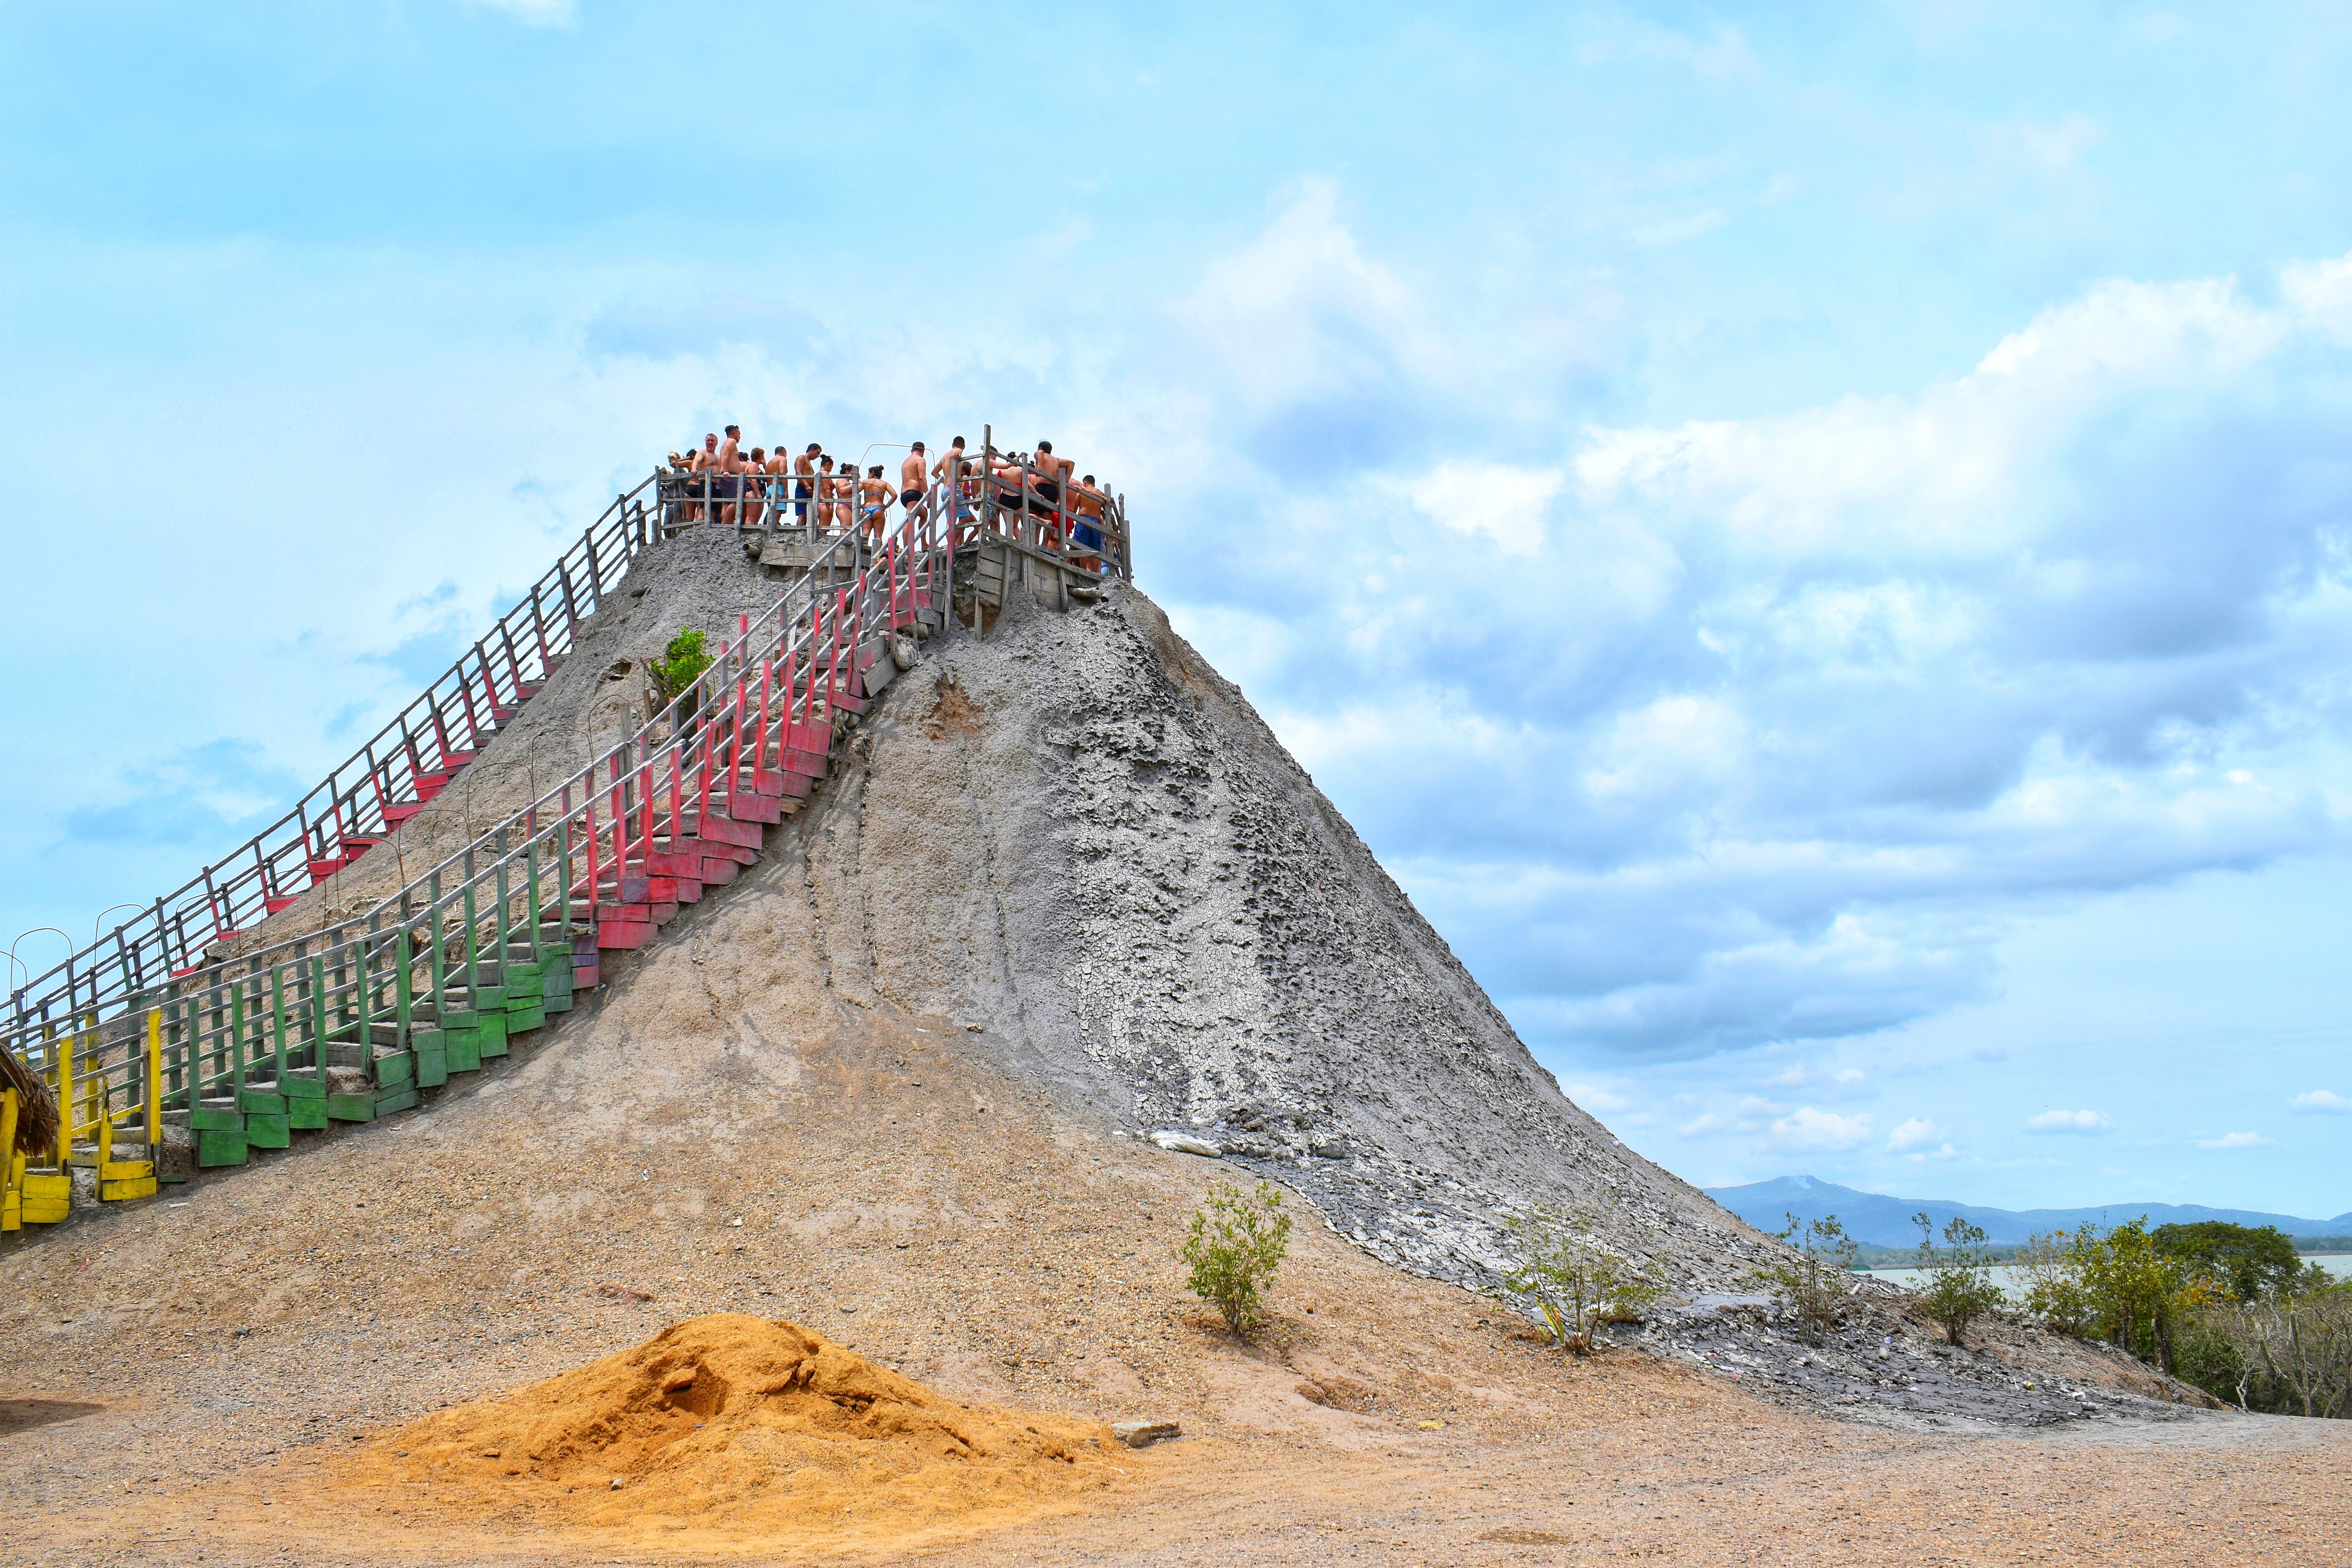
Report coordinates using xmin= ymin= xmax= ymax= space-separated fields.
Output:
xmin=664 ymin=427 xmax=1113 ymax=571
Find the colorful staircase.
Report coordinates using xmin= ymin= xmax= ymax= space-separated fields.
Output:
xmin=0 ymin=527 xmax=920 ymax=1203
xmin=0 ymin=445 xmax=1131 ymax=1231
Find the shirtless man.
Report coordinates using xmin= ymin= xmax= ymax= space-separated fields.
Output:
xmin=899 ymin=442 xmax=928 ymax=520
xmin=686 ymin=432 xmax=720 ymax=523
xmin=793 ymin=443 xmax=821 ymax=533
xmin=927 ymin=436 xmax=975 ymax=540
xmin=717 ymin=424 xmax=745 ymax=527
xmin=859 ymin=465 xmax=892 ymax=543
xmin=1070 ymin=473 xmax=1109 ymax=572
xmin=761 ymin=446 xmax=790 ymax=531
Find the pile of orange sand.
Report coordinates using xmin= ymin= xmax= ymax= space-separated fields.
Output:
xmin=355 ymin=1314 xmax=1125 ymax=1546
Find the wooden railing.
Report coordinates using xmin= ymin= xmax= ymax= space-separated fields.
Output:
xmin=4 ymin=476 xmax=666 ymax=1049
xmin=662 ymin=425 xmax=1133 ymax=583
xmin=7 ymin=492 xmax=953 ymax=1168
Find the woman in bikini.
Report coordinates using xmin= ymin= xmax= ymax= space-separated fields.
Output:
xmin=859 ymin=465 xmax=891 ymax=543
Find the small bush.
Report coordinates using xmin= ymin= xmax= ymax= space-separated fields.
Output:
xmin=650 ymin=628 xmax=713 ymax=708
xmin=1753 ymin=1212 xmax=1859 ymax=1344
xmin=2013 ymin=1229 xmax=2099 ymax=1337
xmin=1506 ymin=1205 xmax=1664 ymax=1354
xmin=1913 ymin=1212 xmax=2005 ymax=1348
xmin=1179 ymin=1178 xmax=1293 ymax=1336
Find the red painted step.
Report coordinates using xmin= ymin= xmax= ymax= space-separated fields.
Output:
xmin=383 ymin=803 xmax=425 ymax=827
xmin=727 ymin=792 xmax=783 ymax=825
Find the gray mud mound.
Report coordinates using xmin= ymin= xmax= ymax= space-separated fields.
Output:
xmin=787 ymin=580 xmax=1774 ymax=1295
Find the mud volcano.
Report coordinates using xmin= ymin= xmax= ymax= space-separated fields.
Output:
xmin=771 ymin=581 xmax=1776 ymax=1295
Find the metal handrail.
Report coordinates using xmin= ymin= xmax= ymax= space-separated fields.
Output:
xmin=3 ymin=473 xmax=664 ymax=1045
xmin=5 ymin=492 xmax=959 ymax=1160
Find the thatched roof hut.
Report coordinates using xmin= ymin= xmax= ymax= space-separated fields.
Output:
xmin=2 ymin=1048 xmax=60 ymax=1157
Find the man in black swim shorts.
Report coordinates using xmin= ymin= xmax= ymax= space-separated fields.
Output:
xmin=793 ymin=442 xmax=820 ymax=525
xmin=899 ymin=441 xmax=927 ymax=514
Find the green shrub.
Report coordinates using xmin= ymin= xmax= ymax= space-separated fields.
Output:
xmin=1178 ymin=1178 xmax=1293 ymax=1336
xmin=650 ymin=628 xmax=713 ymax=708
xmin=1913 ymin=1212 xmax=2005 ymax=1348
xmin=2013 ymin=1229 xmax=2099 ymax=1337
xmin=1505 ymin=1205 xmax=1665 ymax=1354
xmin=1752 ymin=1212 xmax=1859 ymax=1344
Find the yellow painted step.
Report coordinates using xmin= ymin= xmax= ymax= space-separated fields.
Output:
xmin=100 ymin=1174 xmax=157 ymax=1201
xmin=20 ymin=1170 xmax=70 ymax=1225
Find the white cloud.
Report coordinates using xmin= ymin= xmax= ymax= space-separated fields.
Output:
xmin=1767 ymin=1107 xmax=1872 ymax=1152
xmin=2292 ymin=1089 xmax=2352 ymax=1114
xmin=2197 ymin=1132 xmax=2271 ymax=1150
xmin=1887 ymin=1116 xmax=1941 ymax=1153
xmin=1677 ymin=1112 xmax=1726 ymax=1136
xmin=459 ymin=0 xmax=574 ymax=24
xmin=1567 ymin=1082 xmax=1631 ymax=1112
xmin=2026 ymin=1109 xmax=2110 ymax=1134
xmin=1392 ymin=461 xmax=1561 ymax=558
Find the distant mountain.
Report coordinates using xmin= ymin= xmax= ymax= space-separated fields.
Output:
xmin=1705 ymin=1175 xmax=2352 ymax=1250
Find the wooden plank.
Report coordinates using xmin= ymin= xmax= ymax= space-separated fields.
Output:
xmin=197 ymin=1131 xmax=249 ymax=1167
xmin=245 ymin=1113 xmax=292 ymax=1149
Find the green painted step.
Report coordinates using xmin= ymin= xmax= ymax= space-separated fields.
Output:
xmin=245 ymin=1113 xmax=292 ymax=1149
xmin=478 ymin=1013 xmax=509 ymax=1060
xmin=288 ymin=1097 xmax=329 ymax=1131
xmin=446 ymin=1030 xmax=482 ymax=1073
xmin=326 ymin=1093 xmax=375 ymax=1123
xmin=506 ymin=1003 xmax=546 ymax=1032
xmin=375 ymin=1051 xmax=414 ymax=1088
xmin=191 ymin=1107 xmax=244 ymax=1132
xmin=281 ymin=1072 xmax=326 ymax=1101
xmin=374 ymin=1086 xmax=419 ymax=1116
xmin=415 ymin=1034 xmax=448 ymax=1088
xmin=198 ymin=1131 xmax=248 ymax=1167
xmin=239 ymin=1089 xmax=287 ymax=1115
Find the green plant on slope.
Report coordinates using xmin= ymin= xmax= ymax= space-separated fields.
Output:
xmin=2013 ymin=1228 xmax=2100 ymax=1338
xmin=1179 ymin=1178 xmax=1293 ymax=1336
xmin=1506 ymin=1205 xmax=1664 ymax=1354
xmin=1751 ymin=1212 xmax=1860 ymax=1345
xmin=1913 ymin=1212 xmax=2005 ymax=1348
xmin=650 ymin=628 xmax=713 ymax=708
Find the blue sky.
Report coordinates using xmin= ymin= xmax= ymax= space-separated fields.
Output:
xmin=5 ymin=2 xmax=2351 ymax=1216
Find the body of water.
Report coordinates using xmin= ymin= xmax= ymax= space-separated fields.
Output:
xmin=1865 ymin=1254 xmax=2352 ymax=1298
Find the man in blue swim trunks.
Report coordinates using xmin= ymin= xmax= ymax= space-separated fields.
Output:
xmin=1071 ymin=474 xmax=1108 ymax=571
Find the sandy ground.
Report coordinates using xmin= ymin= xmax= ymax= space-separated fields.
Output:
xmin=7 ymin=994 xmax=2345 ymax=1565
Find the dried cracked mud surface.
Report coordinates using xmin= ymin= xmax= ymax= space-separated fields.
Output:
xmin=8 ymin=546 xmax=2346 ymax=1563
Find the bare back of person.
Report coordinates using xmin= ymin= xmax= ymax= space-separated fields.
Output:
xmin=900 ymin=445 xmax=927 ymax=512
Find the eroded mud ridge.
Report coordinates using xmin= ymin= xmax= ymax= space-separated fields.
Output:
xmin=809 ymin=584 xmax=1762 ymax=1292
